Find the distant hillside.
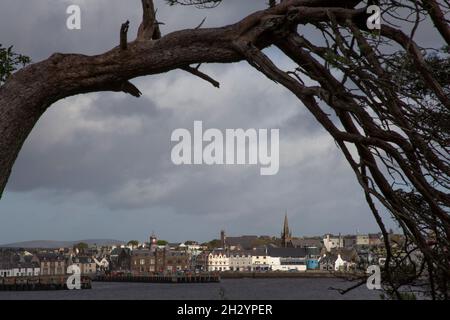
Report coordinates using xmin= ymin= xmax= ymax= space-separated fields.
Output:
xmin=0 ymin=239 xmax=125 ymax=249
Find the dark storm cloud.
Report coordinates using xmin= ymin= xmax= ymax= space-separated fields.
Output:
xmin=10 ymin=93 xmax=172 ymax=193
xmin=0 ymin=0 xmax=419 ymax=243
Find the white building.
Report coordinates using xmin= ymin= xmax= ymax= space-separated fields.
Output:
xmin=267 ymin=256 xmax=281 ymax=270
xmin=207 ymin=250 xmax=230 ymax=272
xmin=271 ymin=260 xmax=307 ymax=272
xmin=229 ymin=251 xmax=253 ymax=271
xmin=251 ymin=250 xmax=270 ymax=271
xmin=356 ymin=234 xmax=370 ymax=246
xmin=186 ymin=244 xmax=202 ymax=256
xmin=323 ymin=234 xmax=344 ymax=252
xmin=319 ymin=253 xmax=353 ymax=271
xmin=334 ymin=254 xmax=346 ymax=271
xmin=68 ymin=257 xmax=97 ymax=275
xmin=267 ymin=248 xmax=307 ymax=272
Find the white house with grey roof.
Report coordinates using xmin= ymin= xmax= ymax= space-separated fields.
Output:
xmin=229 ymin=251 xmax=253 ymax=271
xmin=267 ymin=248 xmax=308 ymax=272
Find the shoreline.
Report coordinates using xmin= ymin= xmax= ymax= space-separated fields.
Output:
xmin=219 ymin=271 xmax=362 ymax=279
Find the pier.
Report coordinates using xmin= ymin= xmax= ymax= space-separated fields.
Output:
xmin=95 ymin=273 xmax=221 ymax=284
xmin=0 ymin=275 xmax=92 ymax=291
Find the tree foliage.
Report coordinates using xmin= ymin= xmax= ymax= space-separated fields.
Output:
xmin=127 ymin=240 xmax=140 ymax=247
xmin=73 ymin=242 xmax=89 ymax=253
xmin=0 ymin=44 xmax=30 ymax=85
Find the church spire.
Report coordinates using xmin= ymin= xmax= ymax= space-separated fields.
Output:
xmin=281 ymin=210 xmax=292 ymax=248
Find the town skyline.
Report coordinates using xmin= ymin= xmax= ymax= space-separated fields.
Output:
xmin=0 ymin=213 xmax=398 ymax=247
xmin=1 ymin=221 xmax=398 ymax=282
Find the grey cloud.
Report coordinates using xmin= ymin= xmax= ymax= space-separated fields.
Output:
xmin=0 ymin=0 xmax=404 ymax=242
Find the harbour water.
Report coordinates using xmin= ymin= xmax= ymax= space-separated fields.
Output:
xmin=0 ymin=278 xmax=382 ymax=300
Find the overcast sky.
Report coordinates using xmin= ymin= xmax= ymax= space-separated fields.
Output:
xmin=0 ymin=0 xmax=428 ymax=244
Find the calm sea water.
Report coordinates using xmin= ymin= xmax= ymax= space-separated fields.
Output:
xmin=0 ymin=278 xmax=382 ymax=300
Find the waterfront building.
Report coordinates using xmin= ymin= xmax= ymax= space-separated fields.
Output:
xmin=319 ymin=254 xmax=336 ymax=271
xmin=251 ymin=248 xmax=270 ymax=271
xmin=69 ymin=256 xmax=97 ymax=275
xmin=267 ymin=247 xmax=307 ymax=272
xmin=163 ymin=249 xmax=190 ymax=273
xmin=131 ymin=249 xmax=156 ymax=274
xmin=110 ymin=247 xmax=132 ymax=271
xmin=37 ymin=253 xmax=66 ymax=276
xmin=266 ymin=256 xmax=281 ymax=270
xmin=319 ymin=247 xmax=358 ymax=271
xmin=207 ymin=250 xmax=230 ymax=272
xmin=131 ymin=247 xmax=190 ymax=274
xmin=185 ymin=243 xmax=202 ymax=271
xmin=194 ymin=251 xmax=209 ymax=271
xmin=229 ymin=251 xmax=253 ymax=272
xmin=306 ymin=258 xmax=319 ymax=270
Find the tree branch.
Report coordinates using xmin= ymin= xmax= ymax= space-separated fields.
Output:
xmin=120 ymin=20 xmax=130 ymax=50
xmin=1 ymin=0 xmax=449 ymax=299
xmin=137 ymin=0 xmax=161 ymax=40
xmin=422 ymin=0 xmax=450 ymax=45
xmin=119 ymin=81 xmax=142 ymax=97
xmin=180 ymin=65 xmax=220 ymax=88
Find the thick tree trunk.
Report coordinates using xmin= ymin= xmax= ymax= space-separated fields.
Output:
xmin=0 ymin=66 xmax=58 ymax=197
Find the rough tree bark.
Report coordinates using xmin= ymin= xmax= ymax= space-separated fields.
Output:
xmin=0 ymin=0 xmax=449 ymax=298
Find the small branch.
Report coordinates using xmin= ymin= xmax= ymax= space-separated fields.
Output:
xmin=423 ymin=0 xmax=450 ymax=45
xmin=329 ymin=278 xmax=367 ymax=295
xmin=181 ymin=65 xmax=220 ymax=88
xmin=195 ymin=17 xmax=207 ymax=30
xmin=120 ymin=21 xmax=130 ymax=50
xmin=121 ymin=81 xmax=142 ymax=97
xmin=153 ymin=17 xmax=162 ymax=40
xmin=137 ymin=0 xmax=161 ymax=40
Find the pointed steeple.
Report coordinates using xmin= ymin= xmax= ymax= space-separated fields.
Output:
xmin=283 ymin=212 xmax=290 ymax=236
xmin=281 ymin=210 xmax=292 ymax=248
